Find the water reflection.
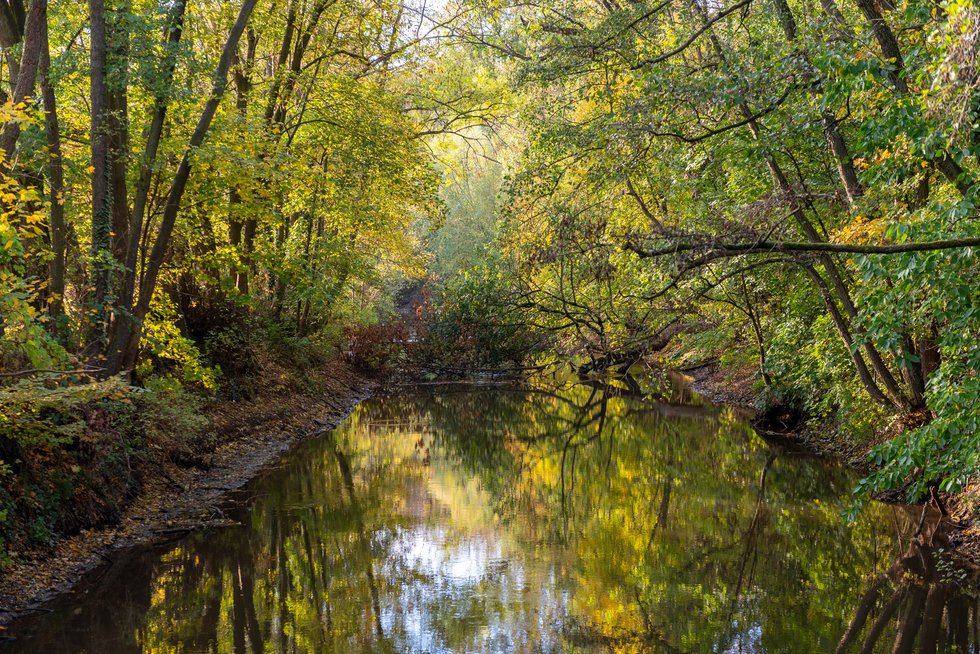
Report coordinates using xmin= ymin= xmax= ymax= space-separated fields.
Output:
xmin=2 ymin=381 xmax=978 ymax=652
xmin=834 ymin=508 xmax=977 ymax=654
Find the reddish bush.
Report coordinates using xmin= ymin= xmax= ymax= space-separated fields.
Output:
xmin=343 ymin=323 xmax=411 ymax=373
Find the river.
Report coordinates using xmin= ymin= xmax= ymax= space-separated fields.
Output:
xmin=1 ymin=379 xmax=974 ymax=652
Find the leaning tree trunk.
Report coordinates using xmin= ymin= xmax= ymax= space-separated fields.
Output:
xmin=690 ymin=0 xmax=911 ymax=410
xmin=104 ymin=0 xmax=188 ymax=376
xmin=117 ymin=0 xmax=262 ymax=372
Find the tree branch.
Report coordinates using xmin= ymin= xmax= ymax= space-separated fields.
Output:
xmin=625 ymin=237 xmax=980 ymax=258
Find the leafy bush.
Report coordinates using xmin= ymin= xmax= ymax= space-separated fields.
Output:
xmin=0 ymin=376 xmax=134 ymax=448
xmin=258 ymin=321 xmax=333 ymax=370
xmin=0 ymin=171 xmax=68 ymax=372
xmin=137 ymin=292 xmax=219 ymax=390
xmin=764 ymin=292 xmax=884 ymax=440
xmin=854 ymin=238 xmax=980 ymax=501
xmin=414 ymin=264 xmax=544 ymax=370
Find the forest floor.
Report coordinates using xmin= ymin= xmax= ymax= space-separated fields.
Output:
xmin=0 ymin=358 xmax=374 ymax=626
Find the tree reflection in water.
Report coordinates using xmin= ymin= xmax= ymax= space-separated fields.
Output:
xmin=2 ymin=380 xmax=978 ymax=653
xmin=835 ymin=507 xmax=978 ymax=654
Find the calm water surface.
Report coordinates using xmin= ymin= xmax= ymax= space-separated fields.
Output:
xmin=3 ymin=382 xmax=976 ymax=652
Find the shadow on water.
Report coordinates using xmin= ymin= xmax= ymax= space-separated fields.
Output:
xmin=2 ymin=378 xmax=978 ymax=653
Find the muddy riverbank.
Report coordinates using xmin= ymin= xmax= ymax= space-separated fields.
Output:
xmin=0 ymin=360 xmax=374 ymax=626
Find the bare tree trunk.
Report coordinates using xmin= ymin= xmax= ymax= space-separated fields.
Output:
xmin=822 ymin=113 xmax=864 ymax=206
xmin=858 ymin=587 xmax=906 ymax=654
xmin=88 ymin=0 xmax=112 ymax=355
xmin=270 ymin=218 xmax=290 ymax=319
xmin=0 ymin=0 xmax=43 ymax=161
xmin=107 ymin=4 xmax=130 ymax=267
xmin=889 ymin=584 xmax=927 ymax=654
xmin=229 ymin=29 xmax=257 ymax=294
xmin=0 ymin=0 xmax=24 ymax=88
xmin=900 ymin=333 xmax=926 ymax=409
xmin=946 ymin=594 xmax=971 ymax=652
xmin=238 ymin=1 xmax=299 ymax=296
xmin=918 ymin=326 xmax=941 ymax=381
xmin=743 ymin=291 xmax=772 ymax=387
xmin=800 ymin=263 xmax=891 ymax=406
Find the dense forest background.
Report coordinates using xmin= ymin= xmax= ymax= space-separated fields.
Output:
xmin=0 ymin=0 xmax=979 ymax=558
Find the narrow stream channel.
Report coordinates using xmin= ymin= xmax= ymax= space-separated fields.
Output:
xmin=2 ymin=381 xmax=976 ymax=652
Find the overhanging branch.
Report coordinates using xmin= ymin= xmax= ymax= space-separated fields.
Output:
xmin=625 ymin=237 xmax=980 ymax=258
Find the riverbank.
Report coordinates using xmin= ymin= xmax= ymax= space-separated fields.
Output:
xmin=0 ymin=358 xmax=374 ymax=626
xmin=682 ymin=361 xmax=877 ymax=467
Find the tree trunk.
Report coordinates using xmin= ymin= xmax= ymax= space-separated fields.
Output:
xmin=229 ymin=28 xmax=256 ymax=294
xmin=889 ymin=584 xmax=926 ymax=654
xmin=800 ymin=263 xmax=892 ymax=407
xmin=693 ymin=0 xmax=909 ymax=409
xmin=88 ymin=0 xmax=112 ymax=356
xmin=900 ymin=333 xmax=926 ymax=409
xmin=0 ymin=0 xmax=43 ymax=162
xmin=39 ymin=10 xmax=64 ymax=336
xmin=916 ymin=583 xmax=946 ymax=654
xmin=118 ymin=0 xmax=261 ymax=371
xmin=239 ymin=2 xmax=298 ymax=296
xmin=107 ymin=4 xmax=130 ymax=268
xmin=0 ymin=1 xmax=24 ymax=89
xmin=104 ymin=0 xmax=187 ymax=375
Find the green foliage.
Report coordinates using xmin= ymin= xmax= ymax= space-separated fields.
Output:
xmin=136 ymin=293 xmax=219 ymax=390
xmin=0 ymin=158 xmax=67 ymax=372
xmin=762 ymin=292 xmax=883 ymax=439
xmin=416 ymin=256 xmax=546 ymax=369
xmin=0 ymin=0 xmax=978 ymax=555
xmin=258 ymin=322 xmax=333 ymax=370
xmin=854 ymin=235 xmax=980 ymax=500
xmin=438 ymin=0 xmax=980 ymax=502
xmin=139 ymin=376 xmax=210 ymax=457
xmin=0 ymin=376 xmax=134 ymax=449
xmin=427 ymin=139 xmax=504 ymax=280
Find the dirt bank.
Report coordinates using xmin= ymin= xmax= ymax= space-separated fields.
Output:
xmin=0 ymin=359 xmax=374 ymax=626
